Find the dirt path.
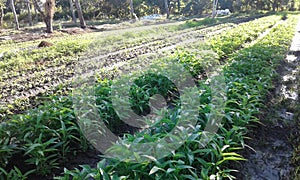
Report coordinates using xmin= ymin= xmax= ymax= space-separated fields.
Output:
xmin=236 ymin=18 xmax=300 ymax=180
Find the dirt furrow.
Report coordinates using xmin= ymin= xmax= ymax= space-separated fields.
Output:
xmin=0 ymin=22 xmax=234 ymax=114
xmin=0 ymin=13 xmax=265 ymax=81
xmin=0 ymin=24 xmax=231 ymax=101
xmin=0 ymin=24 xmax=219 ymax=82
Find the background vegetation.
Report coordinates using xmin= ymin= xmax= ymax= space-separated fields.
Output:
xmin=1 ymin=0 xmax=300 ymax=31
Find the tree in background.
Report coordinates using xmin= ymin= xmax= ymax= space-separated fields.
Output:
xmin=177 ymin=0 xmax=181 ymax=12
xmin=164 ymin=0 xmax=170 ymax=18
xmin=33 ymin=0 xmax=38 ymax=22
xmin=33 ymin=0 xmax=55 ymax=33
xmin=289 ymin=0 xmax=296 ymax=10
xmin=212 ymin=0 xmax=218 ymax=18
xmin=69 ymin=0 xmax=76 ymax=23
xmin=25 ymin=0 xmax=33 ymax=26
xmin=219 ymin=0 xmax=233 ymax=11
xmin=129 ymin=0 xmax=138 ymax=20
xmin=1 ymin=0 xmax=300 ymax=30
xmin=268 ymin=0 xmax=280 ymax=11
xmin=74 ymin=0 xmax=86 ymax=28
xmin=181 ymin=0 xmax=210 ymax=16
xmin=44 ymin=0 xmax=55 ymax=32
xmin=10 ymin=0 xmax=20 ymax=30
xmin=0 ymin=0 xmax=4 ymax=28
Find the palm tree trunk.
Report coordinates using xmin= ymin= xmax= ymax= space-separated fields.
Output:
xmin=26 ymin=0 xmax=33 ymax=26
xmin=10 ymin=0 xmax=20 ymax=30
xmin=69 ymin=0 xmax=76 ymax=23
xmin=74 ymin=0 xmax=86 ymax=28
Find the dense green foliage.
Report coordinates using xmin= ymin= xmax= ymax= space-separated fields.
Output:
xmin=0 ymin=13 xmax=265 ymax=120
xmin=1 ymin=0 xmax=300 ymax=29
xmin=0 ymin=13 xmax=297 ymax=179
xmin=56 ymin=15 xmax=296 ymax=179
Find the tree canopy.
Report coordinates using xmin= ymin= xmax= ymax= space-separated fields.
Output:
xmin=0 ymin=0 xmax=299 ymax=31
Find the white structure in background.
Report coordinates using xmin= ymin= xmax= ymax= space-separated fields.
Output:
xmin=217 ymin=9 xmax=231 ymax=16
xmin=140 ymin=14 xmax=163 ymax=20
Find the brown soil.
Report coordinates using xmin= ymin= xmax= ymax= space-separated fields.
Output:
xmin=38 ymin=40 xmax=54 ymax=48
xmin=0 ymin=27 xmax=95 ymax=43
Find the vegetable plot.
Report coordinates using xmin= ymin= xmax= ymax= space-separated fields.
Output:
xmin=59 ymin=15 xmax=297 ymax=179
xmin=0 ymin=14 xmax=275 ymax=120
xmin=0 ymin=13 xmax=296 ymax=179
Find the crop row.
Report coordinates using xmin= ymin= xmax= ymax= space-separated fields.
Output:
xmin=0 ymin=31 xmax=204 ymax=118
xmin=0 ymin=20 xmax=220 ymax=76
xmin=0 ymin=16 xmax=269 ymax=119
xmin=87 ymin=15 xmax=279 ymax=83
xmin=58 ymin=15 xmax=297 ymax=179
xmin=0 ymin=12 xmax=270 ymax=79
xmin=0 ymin=12 xmax=266 ymax=56
xmin=0 ymin=21 xmax=233 ymax=80
xmin=0 ymin=18 xmax=238 ymax=85
xmin=0 ymin=16 xmax=279 ymax=120
xmin=0 ymin=14 xmax=291 ymax=179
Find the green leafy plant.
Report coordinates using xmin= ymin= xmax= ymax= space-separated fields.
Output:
xmin=0 ymin=13 xmax=297 ymax=179
xmin=55 ymin=14 xmax=297 ymax=179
